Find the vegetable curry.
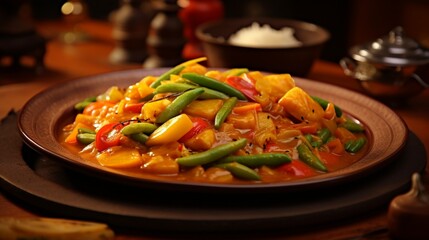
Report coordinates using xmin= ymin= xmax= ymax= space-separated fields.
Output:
xmin=61 ymin=57 xmax=368 ymax=184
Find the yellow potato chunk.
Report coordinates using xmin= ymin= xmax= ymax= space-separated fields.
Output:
xmin=141 ymin=99 xmax=171 ymax=122
xmin=181 ymin=63 xmax=207 ymax=75
xmin=143 ymin=156 xmax=179 ymax=174
xmin=183 ymin=99 xmax=223 ymax=121
xmin=97 ymin=86 xmax=123 ymax=103
xmin=74 ymin=114 xmax=96 ymax=126
xmin=256 ymin=73 xmax=295 ymax=102
xmin=205 ymin=167 xmax=234 ymax=183
xmin=124 ymin=84 xmax=141 ymax=100
xmin=184 ymin=128 xmax=216 ymax=151
xmin=246 ymin=71 xmax=264 ymax=82
xmin=278 ymin=87 xmax=324 ymax=122
xmin=97 ymin=147 xmax=142 ymax=168
xmin=136 ymin=78 xmax=155 ymax=99
xmin=226 ymin=111 xmax=257 ymax=129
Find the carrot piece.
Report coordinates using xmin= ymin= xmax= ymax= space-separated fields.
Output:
xmin=291 ymin=122 xmax=319 ymax=134
xmin=326 ymin=138 xmax=345 ymax=155
xmin=64 ymin=122 xmax=92 ymax=144
xmin=233 ymin=103 xmax=262 ymax=114
xmin=335 ymin=127 xmax=356 ymax=143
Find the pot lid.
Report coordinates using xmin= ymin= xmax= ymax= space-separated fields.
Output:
xmin=349 ymin=27 xmax=429 ymax=66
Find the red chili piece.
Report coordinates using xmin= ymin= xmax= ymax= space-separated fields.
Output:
xmin=179 ymin=117 xmax=210 ymax=142
xmin=225 ymin=75 xmax=259 ymax=101
xmin=95 ymin=123 xmax=124 ymax=151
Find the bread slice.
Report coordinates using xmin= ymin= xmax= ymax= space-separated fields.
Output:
xmin=0 ymin=217 xmax=114 ymax=240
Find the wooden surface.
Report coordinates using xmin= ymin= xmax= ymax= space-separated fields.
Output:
xmin=1 ymin=20 xmax=428 ymax=240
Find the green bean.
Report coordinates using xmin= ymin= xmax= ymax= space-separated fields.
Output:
xmin=176 ymin=138 xmax=247 ymax=167
xmin=304 ymin=134 xmax=313 ymax=143
xmin=224 ymin=68 xmax=249 ymax=77
xmin=345 ymin=137 xmax=366 ymax=153
xmin=326 ymin=136 xmax=335 ymax=144
xmin=130 ymin=132 xmax=149 ymax=144
xmin=214 ymin=162 xmax=260 ymax=181
xmin=311 ymin=139 xmax=322 ymax=148
xmin=142 ymin=92 xmax=155 ymax=101
xmin=308 ymin=128 xmax=331 ymax=148
xmin=74 ymin=96 xmax=97 ymax=112
xmin=317 ymin=128 xmax=331 ymax=144
xmin=76 ymin=133 xmax=95 ymax=145
xmin=84 ymin=96 xmax=97 ymax=102
xmin=214 ymin=97 xmax=237 ymax=129
xmin=198 ymin=88 xmax=229 ymax=99
xmin=78 ymin=128 xmax=96 ymax=134
xmin=217 ymin=153 xmax=291 ymax=168
xmin=74 ymin=102 xmax=91 ymax=112
xmin=297 ymin=143 xmax=327 ymax=172
xmin=155 ymin=83 xmax=228 ymax=99
xmin=150 ymin=65 xmax=186 ymax=88
xmin=340 ymin=120 xmax=365 ymax=132
xmin=121 ymin=122 xmax=157 ymax=135
xmin=182 ymin=73 xmax=247 ymax=100
xmin=155 ymin=88 xmax=205 ymax=124
xmin=311 ymin=96 xmax=343 ymax=117
xmin=155 ymin=82 xmax=195 ymax=93
xmin=304 ymin=134 xmax=321 ymax=148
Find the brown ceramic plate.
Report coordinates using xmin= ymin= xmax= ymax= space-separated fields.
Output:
xmin=18 ymin=69 xmax=407 ymax=194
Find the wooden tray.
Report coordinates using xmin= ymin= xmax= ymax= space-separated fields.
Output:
xmin=0 ymin=112 xmax=426 ymax=232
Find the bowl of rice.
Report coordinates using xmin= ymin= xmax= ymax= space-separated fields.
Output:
xmin=196 ymin=18 xmax=330 ymax=76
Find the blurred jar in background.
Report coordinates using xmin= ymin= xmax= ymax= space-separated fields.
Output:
xmin=60 ymin=0 xmax=89 ymax=43
xmin=109 ymin=0 xmax=151 ymax=64
xmin=179 ymin=0 xmax=223 ymax=60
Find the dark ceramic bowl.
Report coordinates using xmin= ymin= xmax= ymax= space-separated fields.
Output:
xmin=196 ymin=18 xmax=330 ymax=77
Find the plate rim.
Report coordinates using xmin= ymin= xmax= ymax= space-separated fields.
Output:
xmin=3 ymin=112 xmax=426 ymax=231
xmin=17 ymin=68 xmax=408 ymax=193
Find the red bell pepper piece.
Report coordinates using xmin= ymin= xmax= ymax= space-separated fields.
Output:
xmin=225 ymin=75 xmax=259 ymax=101
xmin=124 ymin=102 xmax=145 ymax=113
xmin=278 ymin=160 xmax=317 ymax=177
xmin=95 ymin=123 xmax=124 ymax=151
xmin=179 ymin=117 xmax=210 ymax=142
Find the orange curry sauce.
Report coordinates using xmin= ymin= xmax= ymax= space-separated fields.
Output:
xmin=60 ymin=59 xmax=368 ymax=184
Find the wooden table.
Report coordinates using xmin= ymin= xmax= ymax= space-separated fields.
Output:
xmin=1 ymin=20 xmax=428 ymax=240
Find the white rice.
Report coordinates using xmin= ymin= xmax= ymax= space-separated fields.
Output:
xmin=228 ymin=22 xmax=302 ymax=48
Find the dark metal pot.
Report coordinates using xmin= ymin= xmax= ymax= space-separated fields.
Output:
xmin=340 ymin=27 xmax=429 ymax=101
